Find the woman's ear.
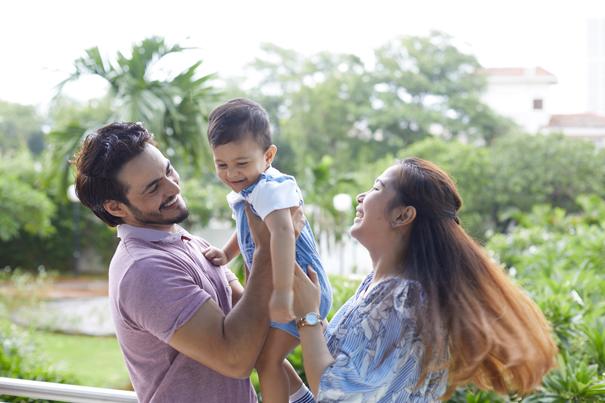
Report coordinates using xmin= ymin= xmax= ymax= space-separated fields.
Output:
xmin=391 ymin=206 xmax=416 ymax=228
xmin=265 ymin=144 xmax=277 ymax=166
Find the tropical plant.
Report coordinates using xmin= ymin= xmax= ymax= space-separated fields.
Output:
xmin=486 ymin=197 xmax=605 ymax=401
xmin=52 ymin=36 xmax=216 ymax=181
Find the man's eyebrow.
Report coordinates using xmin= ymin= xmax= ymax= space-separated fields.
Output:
xmin=375 ymin=179 xmax=385 ymax=187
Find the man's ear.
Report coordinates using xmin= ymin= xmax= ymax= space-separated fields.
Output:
xmin=103 ymin=200 xmax=129 ymax=218
xmin=265 ymin=144 xmax=277 ymax=166
xmin=391 ymin=206 xmax=416 ymax=228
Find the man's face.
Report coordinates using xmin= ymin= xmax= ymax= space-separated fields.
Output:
xmin=212 ymin=136 xmax=276 ymax=193
xmin=114 ymin=144 xmax=189 ymax=231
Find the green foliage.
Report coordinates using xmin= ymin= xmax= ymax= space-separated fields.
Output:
xmin=486 ymin=198 xmax=605 ymax=401
xmin=0 ymin=101 xmax=45 ymax=154
xmin=181 ymin=177 xmax=232 ymax=227
xmin=359 ymin=136 xmax=605 ymax=239
xmin=448 ymin=387 xmax=507 ymax=402
xmin=0 ymin=150 xmax=116 ymax=271
xmin=489 ymin=134 xmax=605 ymax=223
xmin=246 ymin=32 xmax=511 ymax=186
xmin=55 ymin=36 xmax=217 ymax=175
xmin=371 ymin=31 xmax=513 ymax=147
xmin=0 ymin=152 xmax=55 ymax=241
xmin=0 ymin=323 xmax=77 ymax=402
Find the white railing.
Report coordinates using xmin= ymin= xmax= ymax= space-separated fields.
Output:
xmin=0 ymin=377 xmax=137 ymax=402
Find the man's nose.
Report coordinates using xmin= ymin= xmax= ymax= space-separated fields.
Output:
xmin=167 ymin=177 xmax=180 ymax=193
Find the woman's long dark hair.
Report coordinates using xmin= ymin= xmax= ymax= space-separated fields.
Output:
xmin=393 ymin=158 xmax=557 ymax=398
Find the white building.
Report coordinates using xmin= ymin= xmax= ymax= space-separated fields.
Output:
xmin=481 ymin=67 xmax=557 ymax=133
xmin=588 ymin=19 xmax=605 ymax=116
xmin=544 ymin=113 xmax=605 ymax=148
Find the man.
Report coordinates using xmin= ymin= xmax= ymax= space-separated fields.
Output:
xmin=73 ymin=122 xmax=312 ymax=403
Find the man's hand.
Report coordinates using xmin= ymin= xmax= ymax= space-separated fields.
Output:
xmin=203 ymin=246 xmax=229 ymax=266
xmin=245 ymin=203 xmax=271 ymax=247
xmin=269 ymin=289 xmax=295 ymax=322
xmin=290 ymin=206 xmax=306 ymax=238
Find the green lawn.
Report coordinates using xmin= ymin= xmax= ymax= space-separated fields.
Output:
xmin=29 ymin=330 xmax=130 ymax=390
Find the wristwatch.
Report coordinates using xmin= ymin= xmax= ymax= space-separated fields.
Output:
xmin=296 ymin=312 xmax=322 ymax=329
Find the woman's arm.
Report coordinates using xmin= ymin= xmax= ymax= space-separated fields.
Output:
xmin=293 ymin=265 xmax=335 ymax=395
xmin=264 ymin=208 xmax=296 ymax=322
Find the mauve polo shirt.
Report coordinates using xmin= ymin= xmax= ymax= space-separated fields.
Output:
xmin=109 ymin=224 xmax=257 ymax=403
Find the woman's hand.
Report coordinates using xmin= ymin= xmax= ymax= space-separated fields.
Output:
xmin=293 ymin=264 xmax=321 ymax=317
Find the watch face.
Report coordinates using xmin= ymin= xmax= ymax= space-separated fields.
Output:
xmin=304 ymin=312 xmax=320 ymax=326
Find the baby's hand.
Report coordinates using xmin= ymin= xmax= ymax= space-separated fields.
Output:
xmin=269 ymin=289 xmax=295 ymax=323
xmin=203 ymin=246 xmax=229 ymax=266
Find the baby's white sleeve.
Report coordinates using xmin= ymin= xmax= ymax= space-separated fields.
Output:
xmin=249 ymin=179 xmax=301 ymax=220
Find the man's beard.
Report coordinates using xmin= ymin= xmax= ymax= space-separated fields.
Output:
xmin=126 ymin=200 xmax=189 ymax=227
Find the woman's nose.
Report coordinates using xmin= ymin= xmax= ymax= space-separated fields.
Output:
xmin=356 ymin=193 xmax=365 ymax=203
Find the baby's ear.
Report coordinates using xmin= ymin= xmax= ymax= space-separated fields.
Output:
xmin=265 ymin=144 xmax=277 ymax=165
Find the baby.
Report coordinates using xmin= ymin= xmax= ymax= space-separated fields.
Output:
xmin=203 ymin=98 xmax=332 ymax=403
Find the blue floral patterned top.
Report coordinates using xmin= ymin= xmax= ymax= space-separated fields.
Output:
xmin=317 ymin=273 xmax=448 ymax=402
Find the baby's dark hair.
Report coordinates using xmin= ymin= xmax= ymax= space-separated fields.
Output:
xmin=207 ymin=98 xmax=272 ymax=150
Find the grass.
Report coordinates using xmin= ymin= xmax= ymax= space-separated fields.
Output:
xmin=29 ymin=329 xmax=130 ymax=389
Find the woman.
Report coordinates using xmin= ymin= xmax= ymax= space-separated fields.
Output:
xmin=293 ymin=158 xmax=557 ymax=402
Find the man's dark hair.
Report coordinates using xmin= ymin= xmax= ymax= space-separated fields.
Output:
xmin=207 ymin=98 xmax=272 ymax=150
xmin=73 ymin=122 xmax=155 ymax=227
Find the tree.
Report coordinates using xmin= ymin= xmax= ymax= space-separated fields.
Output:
xmin=370 ymin=31 xmax=513 ymax=148
xmin=248 ymin=44 xmax=374 ymax=174
xmin=489 ymin=133 xmax=605 ymax=224
xmin=0 ymin=151 xmax=55 ymax=241
xmin=55 ymin=36 xmax=216 ymax=174
xmin=0 ymin=100 xmax=45 ymax=154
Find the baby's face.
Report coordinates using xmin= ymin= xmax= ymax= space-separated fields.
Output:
xmin=212 ymin=136 xmax=275 ymax=193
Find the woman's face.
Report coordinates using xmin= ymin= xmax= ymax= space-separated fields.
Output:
xmin=350 ymin=165 xmax=401 ymax=245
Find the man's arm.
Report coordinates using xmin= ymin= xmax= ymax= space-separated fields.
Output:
xmin=169 ymin=206 xmax=273 ymax=378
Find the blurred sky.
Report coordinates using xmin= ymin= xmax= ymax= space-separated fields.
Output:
xmin=1 ymin=0 xmax=605 ymax=114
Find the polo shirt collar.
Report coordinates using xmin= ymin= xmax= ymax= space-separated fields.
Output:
xmin=117 ymin=224 xmax=190 ymax=243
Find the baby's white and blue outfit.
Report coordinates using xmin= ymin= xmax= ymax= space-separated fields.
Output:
xmin=227 ymin=166 xmax=332 ymax=338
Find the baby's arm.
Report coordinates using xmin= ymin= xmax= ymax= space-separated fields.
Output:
xmin=264 ymin=208 xmax=296 ymax=322
xmin=203 ymin=231 xmax=240 ymax=266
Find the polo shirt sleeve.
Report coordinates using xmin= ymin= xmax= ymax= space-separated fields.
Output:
xmin=117 ymin=257 xmax=212 ymax=343
xmin=248 ymin=178 xmax=301 ymax=220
